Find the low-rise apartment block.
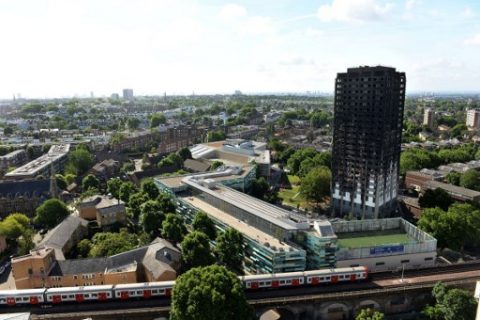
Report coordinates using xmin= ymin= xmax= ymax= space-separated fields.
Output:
xmin=5 ymin=144 xmax=70 ymax=181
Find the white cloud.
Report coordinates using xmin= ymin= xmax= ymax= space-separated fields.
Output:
xmin=304 ymin=27 xmax=324 ymax=37
xmin=405 ymin=0 xmax=417 ymax=11
xmin=464 ymin=33 xmax=480 ymax=46
xmin=218 ymin=4 xmax=247 ymax=22
xmin=244 ymin=16 xmax=275 ymax=34
xmin=317 ymin=0 xmax=392 ymax=23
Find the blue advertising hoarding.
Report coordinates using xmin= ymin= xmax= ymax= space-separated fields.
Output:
xmin=369 ymin=244 xmax=404 ymax=256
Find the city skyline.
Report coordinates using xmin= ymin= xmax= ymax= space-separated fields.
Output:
xmin=0 ymin=0 xmax=479 ymax=98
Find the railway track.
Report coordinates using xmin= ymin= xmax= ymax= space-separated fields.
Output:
xmin=370 ymin=260 xmax=480 ymax=281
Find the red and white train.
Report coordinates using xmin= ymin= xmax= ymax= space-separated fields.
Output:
xmin=0 ymin=266 xmax=367 ymax=307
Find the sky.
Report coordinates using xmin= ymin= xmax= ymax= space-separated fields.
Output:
xmin=0 ymin=0 xmax=479 ymax=98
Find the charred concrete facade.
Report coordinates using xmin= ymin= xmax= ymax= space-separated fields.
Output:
xmin=332 ymin=66 xmax=406 ymax=219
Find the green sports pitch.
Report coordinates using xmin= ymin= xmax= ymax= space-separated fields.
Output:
xmin=337 ymin=230 xmax=415 ymax=249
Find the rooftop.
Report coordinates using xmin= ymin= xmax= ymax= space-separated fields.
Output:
xmin=182 ymin=196 xmax=293 ymax=251
xmin=337 ymin=229 xmax=415 ymax=249
xmin=184 ymin=176 xmax=309 ymax=231
xmin=425 ymin=180 xmax=480 ymax=199
xmin=80 ymin=195 xmax=124 ymax=209
xmin=6 ymin=144 xmax=70 ymax=177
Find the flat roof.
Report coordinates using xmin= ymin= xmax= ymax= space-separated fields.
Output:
xmin=6 ymin=144 xmax=69 ymax=176
xmin=425 ymin=180 xmax=480 ymax=198
xmin=182 ymin=196 xmax=293 ymax=250
xmin=185 ymin=178 xmax=308 ymax=231
xmin=337 ymin=229 xmax=416 ymax=249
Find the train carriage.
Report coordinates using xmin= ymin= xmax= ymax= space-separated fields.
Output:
xmin=113 ymin=281 xmax=175 ymax=300
xmin=45 ymin=285 xmax=114 ymax=304
xmin=304 ymin=266 xmax=368 ymax=285
xmin=0 ymin=289 xmax=46 ymax=306
xmin=243 ymin=271 xmax=305 ymax=290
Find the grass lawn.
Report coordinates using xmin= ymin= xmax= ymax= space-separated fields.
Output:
xmin=337 ymin=230 xmax=415 ymax=249
xmin=278 ymin=185 xmax=306 ymax=208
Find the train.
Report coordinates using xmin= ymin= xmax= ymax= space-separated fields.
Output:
xmin=0 ymin=266 xmax=367 ymax=307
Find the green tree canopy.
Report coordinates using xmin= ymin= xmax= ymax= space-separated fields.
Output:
xmin=150 ymin=113 xmax=166 ymax=128
xmin=162 ymin=213 xmax=187 ymax=244
xmin=82 ymin=174 xmax=100 ymax=191
xmin=445 ymin=172 xmax=461 ymax=186
xmin=418 ymin=188 xmax=453 ymax=211
xmin=355 ymin=308 xmax=384 ymax=320
xmin=177 ymin=147 xmax=192 ymax=161
xmin=107 ymin=178 xmax=123 ymax=198
xmin=128 ymin=192 xmax=149 ymax=219
xmin=127 ymin=117 xmax=141 ymax=130
xmin=216 ymin=228 xmax=244 ymax=272
xmin=89 ymin=229 xmax=138 ymax=257
xmin=193 ymin=211 xmax=217 ymax=240
xmin=460 ymin=169 xmax=480 ymax=191
xmin=66 ymin=146 xmax=94 ymax=175
xmin=157 ymin=193 xmax=176 ymax=213
xmin=0 ymin=213 xmax=30 ymax=239
xmin=287 ymin=147 xmax=318 ymax=175
xmin=34 ymin=199 xmax=70 ymax=229
xmin=141 ymin=179 xmax=160 ymax=200
xmin=181 ymin=231 xmax=215 ymax=269
xmin=207 ymin=130 xmax=226 ymax=142
xmin=119 ymin=181 xmax=137 ymax=203
xmin=423 ymin=282 xmax=477 ymax=320
xmin=140 ymin=200 xmax=165 ymax=234
xmin=170 ymin=265 xmax=252 ymax=320
xmin=300 ymin=166 xmax=331 ymax=206
xmin=418 ymin=203 xmax=480 ymax=251
xmin=55 ymin=174 xmax=67 ymax=190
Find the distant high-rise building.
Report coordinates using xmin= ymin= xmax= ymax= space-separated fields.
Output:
xmin=111 ymin=93 xmax=120 ymax=100
xmin=466 ymin=109 xmax=480 ymax=128
xmin=122 ymin=89 xmax=134 ymax=100
xmin=332 ymin=66 xmax=406 ymax=219
xmin=423 ymin=108 xmax=434 ymax=128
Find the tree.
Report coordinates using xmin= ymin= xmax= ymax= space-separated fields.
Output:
xmin=207 ymin=130 xmax=226 ymax=142
xmin=126 ymin=117 xmax=141 ymax=130
xmin=66 ymin=147 xmax=94 ymax=175
xmin=423 ymin=282 xmax=477 ymax=320
xmin=177 ymin=147 xmax=192 ymax=161
xmin=460 ymin=169 xmax=480 ymax=191
xmin=446 ymin=172 xmax=461 ymax=186
xmin=216 ymin=228 xmax=244 ymax=272
xmin=300 ymin=166 xmax=331 ymax=206
xmin=0 ymin=213 xmax=30 ymax=239
xmin=119 ymin=182 xmax=137 ymax=203
xmin=128 ymin=192 xmax=148 ymax=219
xmin=55 ymin=174 xmax=67 ymax=190
xmin=162 ymin=214 xmax=187 ymax=244
xmin=150 ymin=113 xmax=166 ymax=128
xmin=18 ymin=228 xmax=34 ymax=255
xmin=170 ymin=265 xmax=252 ymax=320
xmin=157 ymin=193 xmax=176 ymax=213
xmin=107 ymin=178 xmax=123 ymax=198
xmin=287 ymin=148 xmax=318 ymax=175
xmin=89 ymin=229 xmax=138 ymax=257
xmin=250 ymin=177 xmax=270 ymax=199
xmin=140 ymin=200 xmax=165 ymax=234
xmin=77 ymin=239 xmax=92 ymax=258
xmin=418 ymin=203 xmax=480 ymax=251
xmin=181 ymin=231 xmax=215 ymax=269
xmin=418 ymin=188 xmax=453 ymax=211
xmin=141 ymin=179 xmax=159 ymax=200
xmin=193 ymin=211 xmax=217 ymax=240
xmin=82 ymin=174 xmax=100 ymax=191
xmin=355 ymin=308 xmax=384 ymax=320
xmin=210 ymin=160 xmax=224 ymax=171
xmin=34 ymin=199 xmax=70 ymax=229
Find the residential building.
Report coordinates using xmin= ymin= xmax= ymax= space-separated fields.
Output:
xmin=77 ymin=195 xmax=127 ymax=227
xmin=0 ymin=179 xmax=54 ymax=218
xmin=423 ymin=108 xmax=434 ymax=129
xmin=0 ymin=149 xmax=27 ymax=170
xmin=38 ymin=215 xmax=89 ymax=260
xmin=332 ymin=66 xmax=406 ymax=219
xmin=122 ymin=89 xmax=134 ymax=100
xmin=5 ymin=144 xmax=70 ymax=181
xmin=467 ymin=109 xmax=480 ymax=129
xmin=89 ymin=159 xmax=120 ymax=180
xmin=12 ymin=239 xmax=181 ymax=289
